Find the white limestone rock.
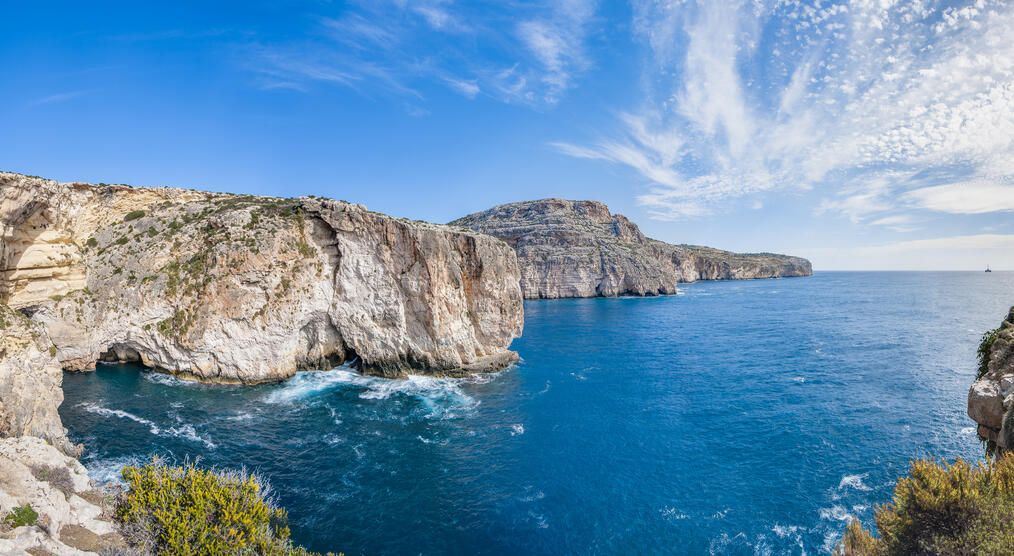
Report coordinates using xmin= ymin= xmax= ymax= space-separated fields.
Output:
xmin=0 ymin=303 xmax=76 ymax=456
xmin=967 ymin=307 xmax=1014 ymax=448
xmin=0 ymin=172 xmax=524 ymax=382
xmin=450 ymin=198 xmax=813 ymax=299
xmin=0 ymin=437 xmax=120 ymax=555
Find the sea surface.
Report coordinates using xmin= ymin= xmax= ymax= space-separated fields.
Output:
xmin=60 ymin=271 xmax=1014 ymax=555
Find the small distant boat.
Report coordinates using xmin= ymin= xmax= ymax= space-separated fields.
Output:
xmin=986 ymin=265 xmax=992 ymax=273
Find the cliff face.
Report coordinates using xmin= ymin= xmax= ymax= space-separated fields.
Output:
xmin=0 ymin=303 xmax=75 ymax=456
xmin=449 ymin=198 xmax=813 ymax=299
xmin=0 ymin=172 xmax=524 ymax=381
xmin=968 ymin=307 xmax=1014 ymax=449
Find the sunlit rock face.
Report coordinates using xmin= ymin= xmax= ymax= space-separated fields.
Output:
xmin=0 ymin=303 xmax=76 ymax=456
xmin=969 ymin=307 xmax=1014 ymax=448
xmin=0 ymin=172 xmax=524 ymax=382
xmin=450 ymin=198 xmax=813 ymax=299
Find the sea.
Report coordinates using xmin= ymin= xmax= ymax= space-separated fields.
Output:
xmin=59 ymin=271 xmax=1014 ymax=555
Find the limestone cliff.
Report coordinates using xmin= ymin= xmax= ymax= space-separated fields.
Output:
xmin=449 ymin=198 xmax=813 ymax=299
xmin=0 ymin=303 xmax=76 ymax=456
xmin=0 ymin=172 xmax=524 ymax=381
xmin=968 ymin=307 xmax=1014 ymax=450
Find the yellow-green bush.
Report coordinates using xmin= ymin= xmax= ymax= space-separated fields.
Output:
xmin=839 ymin=455 xmax=1014 ymax=555
xmin=116 ymin=459 xmax=336 ymax=556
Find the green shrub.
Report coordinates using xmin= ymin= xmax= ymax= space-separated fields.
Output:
xmin=977 ymin=327 xmax=1001 ymax=380
xmin=4 ymin=504 xmax=38 ymax=528
xmin=124 ymin=210 xmax=146 ymax=222
xmin=86 ymin=237 xmax=98 ymax=247
xmin=838 ymin=455 xmax=1014 ymax=555
xmin=116 ymin=459 xmax=335 ymax=555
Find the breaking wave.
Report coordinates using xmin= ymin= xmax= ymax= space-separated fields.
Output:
xmin=262 ymin=368 xmax=480 ymax=419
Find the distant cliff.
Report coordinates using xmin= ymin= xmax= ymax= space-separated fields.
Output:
xmin=449 ymin=198 xmax=812 ymax=299
xmin=0 ymin=172 xmax=524 ymax=381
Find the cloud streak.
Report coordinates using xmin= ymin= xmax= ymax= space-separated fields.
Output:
xmin=248 ymin=1 xmax=598 ymax=107
xmin=552 ymin=0 xmax=1014 ymax=222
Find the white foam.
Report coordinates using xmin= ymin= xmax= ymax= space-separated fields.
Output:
xmin=78 ymin=402 xmax=160 ymax=434
xmin=322 ymin=434 xmax=345 ymax=445
xmin=166 ymin=424 xmax=216 ymax=449
xmin=264 ymin=368 xmax=481 ymax=419
xmin=263 ymin=369 xmax=355 ymax=404
xmin=838 ymin=473 xmax=872 ymax=492
xmin=819 ymin=505 xmax=854 ymax=522
xmin=82 ymin=454 xmax=144 ymax=485
xmin=659 ymin=506 xmax=689 ymax=520
xmin=142 ymin=371 xmax=196 ymax=387
xmin=772 ymin=524 xmax=799 ymax=538
xmin=510 ymin=424 xmax=525 ymax=436
xmin=77 ymin=402 xmax=215 ymax=449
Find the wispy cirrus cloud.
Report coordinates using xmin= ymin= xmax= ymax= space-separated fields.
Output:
xmin=28 ymin=89 xmax=97 ymax=106
xmin=248 ymin=1 xmax=597 ymax=108
xmin=552 ymin=0 xmax=1014 ymax=222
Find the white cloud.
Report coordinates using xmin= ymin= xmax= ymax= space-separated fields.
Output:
xmin=445 ymin=77 xmax=479 ymax=99
xmin=867 ymin=214 xmax=922 ymax=232
xmin=517 ymin=1 xmax=596 ymax=103
xmin=903 ymin=179 xmax=1014 ymax=214
xmin=554 ymin=0 xmax=1014 ymax=222
xmin=250 ymin=1 xmax=597 ymax=107
xmin=793 ymin=234 xmax=1014 ymax=270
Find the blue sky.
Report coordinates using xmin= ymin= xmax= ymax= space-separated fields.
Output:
xmin=3 ymin=0 xmax=1014 ymax=270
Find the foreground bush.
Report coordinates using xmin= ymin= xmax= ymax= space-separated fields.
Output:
xmin=117 ymin=459 xmax=336 ymax=555
xmin=838 ymin=456 xmax=1014 ymax=555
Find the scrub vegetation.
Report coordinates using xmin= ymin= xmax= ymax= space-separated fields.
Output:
xmin=116 ymin=459 xmax=338 ymax=556
xmin=838 ymin=456 xmax=1014 ymax=555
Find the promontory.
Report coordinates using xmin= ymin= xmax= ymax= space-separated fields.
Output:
xmin=1 ymin=172 xmax=524 ymax=383
xmin=450 ymin=198 xmax=812 ymax=299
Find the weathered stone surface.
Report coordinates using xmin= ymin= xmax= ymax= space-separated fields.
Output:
xmin=0 ymin=437 xmax=121 ymax=555
xmin=969 ymin=306 xmax=1014 ymax=449
xmin=1 ymin=172 xmax=524 ymax=381
xmin=0 ymin=304 xmax=76 ymax=456
xmin=450 ymin=198 xmax=813 ymax=299
xmin=969 ymin=378 xmax=1005 ymax=430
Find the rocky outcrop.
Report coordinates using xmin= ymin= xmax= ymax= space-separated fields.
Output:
xmin=1 ymin=172 xmax=524 ymax=381
xmin=968 ymin=307 xmax=1014 ymax=449
xmin=0 ymin=437 xmax=123 ymax=555
xmin=0 ymin=303 xmax=76 ymax=456
xmin=449 ymin=198 xmax=812 ymax=299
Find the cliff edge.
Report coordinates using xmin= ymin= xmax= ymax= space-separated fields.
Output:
xmin=0 ymin=172 xmax=524 ymax=382
xmin=449 ymin=198 xmax=812 ymax=299
xmin=968 ymin=307 xmax=1014 ymax=450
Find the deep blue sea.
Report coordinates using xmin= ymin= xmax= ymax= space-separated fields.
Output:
xmin=60 ymin=271 xmax=1014 ymax=555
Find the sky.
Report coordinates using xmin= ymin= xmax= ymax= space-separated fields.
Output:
xmin=3 ymin=0 xmax=1014 ymax=270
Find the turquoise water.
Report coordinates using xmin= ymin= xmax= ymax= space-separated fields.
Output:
xmin=60 ymin=272 xmax=1014 ymax=554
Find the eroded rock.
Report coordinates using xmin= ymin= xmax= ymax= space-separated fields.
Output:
xmin=0 ymin=437 xmax=121 ymax=555
xmin=968 ymin=307 xmax=1014 ymax=450
xmin=450 ymin=198 xmax=813 ymax=299
xmin=0 ymin=304 xmax=76 ymax=456
xmin=1 ymin=172 xmax=524 ymax=382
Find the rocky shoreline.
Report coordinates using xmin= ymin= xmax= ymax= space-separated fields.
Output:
xmin=450 ymin=198 xmax=812 ymax=299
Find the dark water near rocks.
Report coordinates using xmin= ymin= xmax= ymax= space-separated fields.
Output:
xmin=60 ymin=271 xmax=1014 ymax=554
